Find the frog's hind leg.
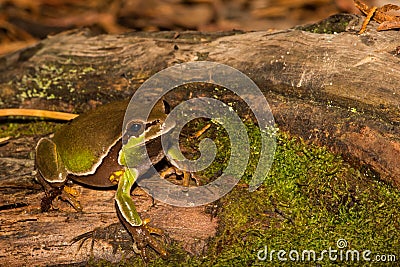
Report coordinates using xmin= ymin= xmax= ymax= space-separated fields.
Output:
xmin=36 ymin=138 xmax=82 ymax=211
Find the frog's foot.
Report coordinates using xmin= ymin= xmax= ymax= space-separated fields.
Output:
xmin=36 ymin=173 xmax=63 ymax=212
xmin=160 ymin=166 xmax=201 ymax=187
xmin=122 ymin=219 xmax=169 ymax=261
xmin=40 ymin=187 xmax=63 ymax=211
xmin=40 ymin=183 xmax=82 ymax=212
xmin=60 ymin=185 xmax=82 ymax=211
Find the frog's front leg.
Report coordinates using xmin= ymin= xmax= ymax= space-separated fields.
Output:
xmin=115 ymin=168 xmax=168 ymax=260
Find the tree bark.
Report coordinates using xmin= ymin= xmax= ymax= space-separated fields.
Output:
xmin=0 ymin=14 xmax=399 ymax=265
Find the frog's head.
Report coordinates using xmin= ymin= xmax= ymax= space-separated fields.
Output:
xmin=122 ymin=100 xmax=173 ymax=149
xmin=118 ymin=99 xmax=175 ymax=170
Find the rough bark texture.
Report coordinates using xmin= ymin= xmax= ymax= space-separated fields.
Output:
xmin=0 ymin=14 xmax=399 ymax=265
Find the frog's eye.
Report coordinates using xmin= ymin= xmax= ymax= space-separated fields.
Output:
xmin=123 ymin=122 xmax=145 ymax=144
xmin=129 ymin=123 xmax=142 ymax=133
xmin=126 ymin=122 xmax=144 ymax=135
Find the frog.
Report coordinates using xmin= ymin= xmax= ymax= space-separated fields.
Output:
xmin=35 ymin=99 xmax=176 ymax=261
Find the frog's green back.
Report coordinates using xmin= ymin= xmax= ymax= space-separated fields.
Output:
xmin=52 ymin=100 xmax=129 ymax=175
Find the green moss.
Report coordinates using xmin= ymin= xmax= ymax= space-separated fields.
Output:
xmin=0 ymin=119 xmax=62 ymax=138
xmin=14 ymin=62 xmax=96 ymax=101
xmin=297 ymin=14 xmax=353 ymax=34
xmin=195 ymin=131 xmax=400 ymax=266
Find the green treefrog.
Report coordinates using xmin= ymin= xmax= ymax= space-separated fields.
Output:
xmin=35 ymin=99 xmax=175 ymax=260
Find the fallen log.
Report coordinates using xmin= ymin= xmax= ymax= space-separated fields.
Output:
xmin=0 ymin=13 xmax=399 ymax=265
